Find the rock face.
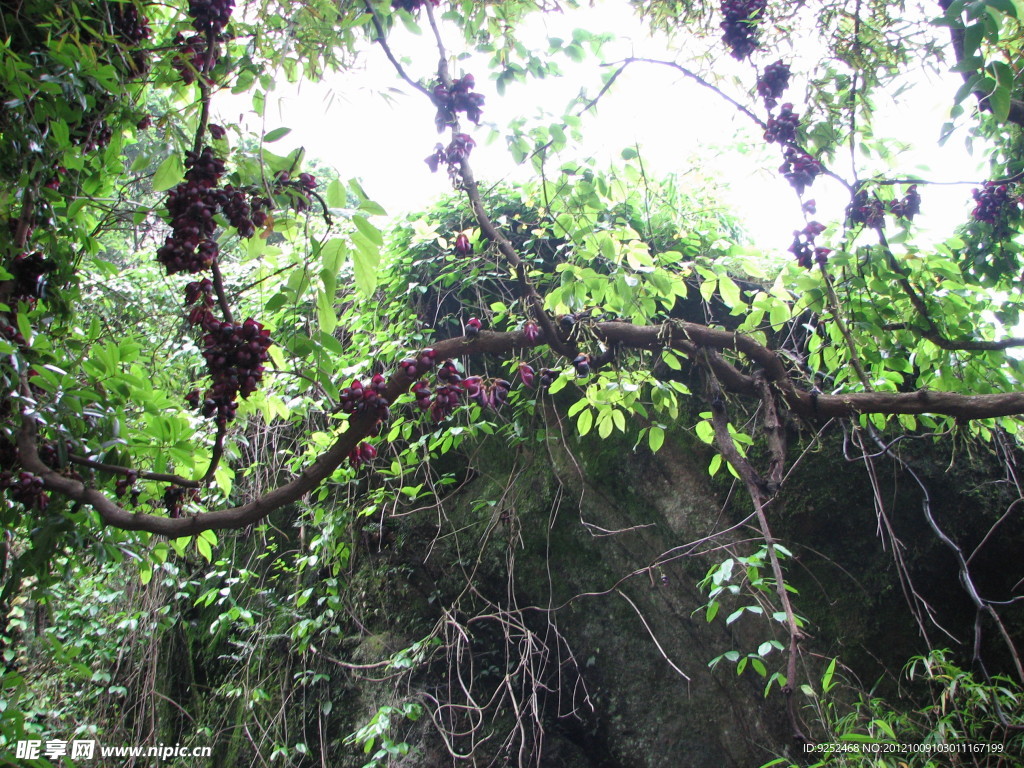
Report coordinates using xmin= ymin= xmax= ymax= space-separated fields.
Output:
xmin=331 ymin=414 xmax=1023 ymax=767
xmin=343 ymin=422 xmax=792 ymax=768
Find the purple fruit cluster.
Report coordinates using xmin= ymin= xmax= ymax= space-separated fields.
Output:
xmin=111 ymin=1 xmax=152 ymax=73
xmin=37 ymin=440 xmax=74 ymax=469
xmin=340 ymin=376 xmax=393 ymax=423
xmin=156 ymin=147 xmax=224 ymax=274
xmin=572 ymin=354 xmax=591 ymax=376
xmin=721 ymin=0 xmax=768 ymax=60
xmin=780 ymin=147 xmax=822 ymax=195
xmin=0 ymin=471 xmax=48 ymax=510
xmin=172 ymin=0 xmax=234 ymax=85
xmin=0 ymin=319 xmax=25 ymax=347
xmin=271 ymin=171 xmax=318 ymax=213
xmin=172 ymin=32 xmax=215 ymax=85
xmin=788 ymin=221 xmax=829 ymax=269
xmin=433 ymin=75 xmax=485 ymax=131
xmin=764 ymin=103 xmax=799 ymax=144
xmin=399 ymin=348 xmax=438 ymax=380
xmin=757 ymin=60 xmax=790 ymax=109
xmin=846 ymin=189 xmax=886 ymax=228
xmin=163 ymin=486 xmax=199 ymax=518
xmin=972 ymin=182 xmax=1021 ymax=225
xmin=847 ymin=185 xmax=922 ymax=227
xmin=425 ymin=133 xmax=476 ymax=181
xmin=454 ymin=233 xmax=472 ymax=256
xmin=111 ymin=2 xmax=151 ymax=45
xmin=188 ymin=0 xmax=235 ymax=36
xmin=114 ymin=470 xmax=142 ymax=505
xmin=156 ymin=147 xmax=268 ymax=275
xmin=537 ymin=367 xmax=557 ymax=388
xmin=463 ymin=372 xmax=512 ymax=410
xmin=409 ymin=358 xmax=518 ymax=423
xmin=348 ymin=441 xmax=377 ymax=468
xmin=889 ymin=185 xmax=921 ymax=221
xmin=185 ymin=317 xmax=272 ymax=425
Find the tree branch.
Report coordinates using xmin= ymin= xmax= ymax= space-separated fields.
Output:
xmin=874 ymin=225 xmax=1024 ymax=350
xmin=937 ymin=0 xmax=1024 ymax=128
xmin=704 ymin=363 xmax=807 ymax=745
xmin=16 ymin=319 xmax=1024 ymax=537
xmin=364 ymin=0 xmax=434 ymax=100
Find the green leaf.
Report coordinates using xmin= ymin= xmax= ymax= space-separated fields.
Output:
xmin=648 ymin=426 xmax=665 ymax=452
xmin=353 ymin=215 xmax=383 ymax=246
xmin=15 ymin=312 xmax=32 ymax=346
xmin=214 ymin=464 xmax=234 ymax=497
xmin=264 ymin=127 xmax=292 ymax=142
xmin=326 ymin=179 xmax=347 ymax=208
xmin=316 ymin=289 xmax=337 ymax=334
xmin=694 ymin=420 xmax=715 ymax=444
xmin=718 ymin=275 xmax=742 ymax=308
xmin=351 ymin=233 xmax=380 ymax=296
xmin=989 ymin=83 xmax=1011 ymax=122
xmin=197 ymin=530 xmax=218 ymax=563
xmin=822 ymin=657 xmax=837 ymax=692
xmin=611 ymin=408 xmax=626 ymax=432
xmin=577 ymin=408 xmax=593 ymax=436
xmin=708 ymin=453 xmax=722 ymax=476
xmin=195 ymin=536 xmax=212 ymax=562
xmin=871 ymin=719 xmax=897 ymax=740
xmin=152 ymin=154 xmax=184 ymax=192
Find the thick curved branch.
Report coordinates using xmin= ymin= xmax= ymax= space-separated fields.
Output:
xmin=17 ymin=318 xmax=1024 ymax=537
xmin=938 ymin=0 xmax=1024 ymax=128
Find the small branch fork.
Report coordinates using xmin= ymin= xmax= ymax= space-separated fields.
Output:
xmin=873 ymin=224 xmax=1024 ymax=350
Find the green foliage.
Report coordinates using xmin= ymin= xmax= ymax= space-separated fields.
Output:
xmin=762 ymin=650 xmax=1024 ymax=768
xmin=345 ymin=701 xmax=423 ymax=768
xmin=700 ymin=545 xmax=797 ymax=689
xmin=3 ymin=0 xmax=1024 ymax=764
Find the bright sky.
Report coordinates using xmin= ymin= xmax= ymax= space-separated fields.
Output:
xmin=214 ymin=1 xmax=989 ymax=251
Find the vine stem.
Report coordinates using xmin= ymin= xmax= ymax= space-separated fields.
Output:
xmin=705 ymin=364 xmax=807 ymax=744
xmin=416 ymin=0 xmax=574 ymax=359
xmin=364 ymin=0 xmax=433 ymax=99
xmin=864 ymin=427 xmax=1024 ymax=687
xmin=819 ymin=268 xmax=873 ymax=390
xmin=873 ymin=224 xmax=1024 ymax=350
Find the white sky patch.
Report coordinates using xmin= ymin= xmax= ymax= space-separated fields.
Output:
xmin=213 ymin=1 xmax=991 ymax=253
